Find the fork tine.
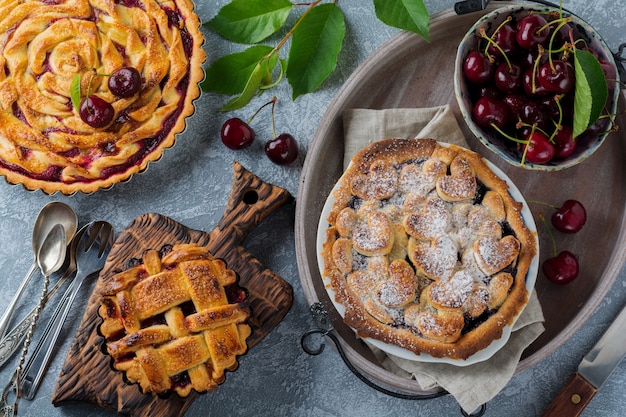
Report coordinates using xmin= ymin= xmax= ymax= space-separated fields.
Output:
xmin=76 ymin=222 xmax=99 ymax=254
xmin=97 ymin=223 xmax=114 ymax=257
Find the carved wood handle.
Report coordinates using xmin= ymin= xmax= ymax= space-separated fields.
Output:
xmin=541 ymin=372 xmax=597 ymax=417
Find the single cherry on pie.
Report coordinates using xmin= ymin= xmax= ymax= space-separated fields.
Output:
xmin=0 ymin=0 xmax=205 ymax=194
xmin=98 ymin=243 xmax=252 ymax=397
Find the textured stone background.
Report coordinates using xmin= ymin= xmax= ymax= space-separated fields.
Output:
xmin=0 ymin=1 xmax=624 ymax=416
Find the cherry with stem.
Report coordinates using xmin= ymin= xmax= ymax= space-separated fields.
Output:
xmin=264 ymin=98 xmax=298 ymax=165
xmin=221 ymin=96 xmax=277 ymax=150
xmin=538 ymin=213 xmax=579 ymax=285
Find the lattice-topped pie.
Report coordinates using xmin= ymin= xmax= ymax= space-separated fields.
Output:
xmin=0 ymin=0 xmax=205 ymax=194
xmin=321 ymin=138 xmax=537 ymax=360
xmin=98 ymin=243 xmax=252 ymax=397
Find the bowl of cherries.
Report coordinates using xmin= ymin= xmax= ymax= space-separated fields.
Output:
xmin=455 ymin=4 xmax=620 ymax=170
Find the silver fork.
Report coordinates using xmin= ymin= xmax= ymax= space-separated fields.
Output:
xmin=18 ymin=221 xmax=114 ymax=402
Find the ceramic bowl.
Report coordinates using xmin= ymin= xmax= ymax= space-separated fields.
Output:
xmin=454 ymin=4 xmax=620 ymax=171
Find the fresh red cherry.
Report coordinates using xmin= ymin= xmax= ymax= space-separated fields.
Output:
xmin=538 ymin=60 xmax=574 ymax=93
xmin=523 ymin=130 xmax=555 ymax=164
xmin=79 ymin=96 xmax=114 ymax=128
xmin=221 ymin=117 xmax=255 ymax=150
xmin=495 ymin=62 xmax=522 ymax=94
xmin=551 ymin=199 xmax=586 ymax=233
xmin=505 ymin=97 xmax=547 ymax=130
xmin=553 ymin=126 xmax=577 ymax=159
xmin=108 ymin=67 xmax=142 ymax=98
xmin=523 ymin=68 xmax=551 ymax=96
xmin=516 ymin=14 xmax=551 ymax=50
xmin=543 ymin=250 xmax=579 ymax=284
xmin=488 ymin=23 xmax=518 ymax=58
xmin=472 ymin=96 xmax=508 ymax=129
xmin=265 ymin=133 xmax=298 ymax=165
xmin=520 ymin=49 xmax=548 ymax=69
xmin=463 ymin=51 xmax=494 ymax=84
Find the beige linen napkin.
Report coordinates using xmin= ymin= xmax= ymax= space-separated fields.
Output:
xmin=342 ymin=105 xmax=545 ymax=414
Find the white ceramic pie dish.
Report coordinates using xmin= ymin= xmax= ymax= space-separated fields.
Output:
xmin=316 ymin=143 xmax=539 ymax=366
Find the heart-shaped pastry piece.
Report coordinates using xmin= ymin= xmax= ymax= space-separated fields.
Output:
xmin=335 ymin=207 xmax=357 ymax=237
xmin=350 ymin=160 xmax=398 ymax=200
xmin=404 ymin=197 xmax=451 ymax=241
xmin=352 ymin=209 xmax=393 ymax=256
xmin=409 ymin=235 xmax=458 ymax=281
xmin=474 ymin=235 xmax=521 ymax=275
xmin=488 ymin=272 xmax=514 ymax=309
xmin=463 ymin=284 xmax=490 ymax=318
xmin=426 ymin=270 xmax=474 ymax=310
xmin=398 ymin=158 xmax=446 ymax=196
xmin=331 ymin=237 xmax=353 ymax=274
xmin=375 ymin=259 xmax=417 ymax=308
xmin=406 ymin=307 xmax=465 ymax=343
xmin=436 ymin=155 xmax=476 ymax=202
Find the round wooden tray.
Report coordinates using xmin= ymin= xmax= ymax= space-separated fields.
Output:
xmin=295 ymin=2 xmax=626 ymax=395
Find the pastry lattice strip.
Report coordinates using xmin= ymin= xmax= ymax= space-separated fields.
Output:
xmin=99 ymin=244 xmax=251 ymax=396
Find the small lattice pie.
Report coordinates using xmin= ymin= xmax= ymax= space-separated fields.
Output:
xmin=0 ymin=0 xmax=205 ymax=194
xmin=321 ymin=138 xmax=537 ymax=360
xmin=98 ymin=243 xmax=252 ymax=397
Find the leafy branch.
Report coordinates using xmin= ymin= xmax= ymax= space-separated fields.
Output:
xmin=201 ymin=0 xmax=430 ymax=111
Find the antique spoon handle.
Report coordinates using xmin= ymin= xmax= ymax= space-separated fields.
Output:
xmin=0 ymin=266 xmax=76 ymax=369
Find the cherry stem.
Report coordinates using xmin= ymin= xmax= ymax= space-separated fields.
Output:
xmin=270 ymin=97 xmax=278 ymax=139
xmin=246 ymin=96 xmax=277 ymax=126
xmin=526 ymin=199 xmax=559 ymax=210
xmin=546 ymin=18 xmax=573 ymax=71
xmin=531 ymin=46 xmax=544 ymax=94
xmin=490 ymin=123 xmax=528 ymax=144
xmin=538 ymin=213 xmax=558 ymax=257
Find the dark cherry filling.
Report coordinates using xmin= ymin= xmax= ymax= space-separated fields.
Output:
xmin=462 ymin=309 xmax=492 ymax=334
xmin=107 ymin=329 xmax=126 ymax=343
xmin=179 ymin=300 xmax=197 ymax=317
xmin=115 ymin=0 xmax=146 ymax=10
xmin=125 ymin=257 xmax=143 ymax=269
xmin=115 ymin=352 xmax=136 ymax=364
xmin=170 ymin=371 xmax=191 ymax=389
xmin=140 ymin=312 xmax=167 ymax=329
xmin=473 ymin=179 xmax=488 ymax=205
xmin=225 ymin=284 xmax=248 ymax=304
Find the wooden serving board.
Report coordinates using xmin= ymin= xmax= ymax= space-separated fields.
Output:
xmin=51 ymin=161 xmax=294 ymax=416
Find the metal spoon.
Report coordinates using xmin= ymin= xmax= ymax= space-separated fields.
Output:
xmin=1 ymin=224 xmax=67 ymax=417
xmin=0 ymin=202 xmax=77 ymax=341
xmin=20 ymin=221 xmax=113 ymax=401
xmin=0 ymin=226 xmax=84 ymax=368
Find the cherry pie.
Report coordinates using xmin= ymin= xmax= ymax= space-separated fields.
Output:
xmin=321 ymin=138 xmax=537 ymax=360
xmin=98 ymin=243 xmax=252 ymax=397
xmin=0 ymin=0 xmax=205 ymax=194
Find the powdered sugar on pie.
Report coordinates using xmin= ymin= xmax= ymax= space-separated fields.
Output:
xmin=321 ymin=138 xmax=537 ymax=360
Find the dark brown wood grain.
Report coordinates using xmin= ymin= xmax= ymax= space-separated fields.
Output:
xmin=541 ymin=373 xmax=597 ymax=417
xmin=51 ymin=161 xmax=294 ymax=416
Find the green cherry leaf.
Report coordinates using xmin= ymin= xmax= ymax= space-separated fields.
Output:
xmin=205 ymin=0 xmax=293 ymax=45
xmin=220 ymin=61 xmax=265 ymax=111
xmin=70 ymin=74 xmax=81 ymax=111
xmin=201 ymin=45 xmax=274 ymax=95
xmin=572 ymin=49 xmax=608 ymax=138
xmin=373 ymin=0 xmax=430 ymax=41
xmin=287 ymin=3 xmax=346 ymax=100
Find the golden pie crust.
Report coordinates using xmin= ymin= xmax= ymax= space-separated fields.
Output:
xmin=0 ymin=0 xmax=205 ymax=194
xmin=321 ymin=138 xmax=537 ymax=360
xmin=98 ymin=243 xmax=251 ymax=397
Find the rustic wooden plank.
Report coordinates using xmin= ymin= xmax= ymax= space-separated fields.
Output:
xmin=51 ymin=162 xmax=294 ymax=416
